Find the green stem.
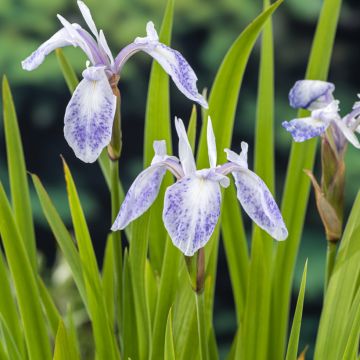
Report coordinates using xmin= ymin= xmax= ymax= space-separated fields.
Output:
xmin=325 ymin=241 xmax=337 ymax=293
xmin=195 ymin=291 xmax=208 ymax=360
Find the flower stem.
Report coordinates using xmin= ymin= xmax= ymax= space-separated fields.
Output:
xmin=195 ymin=291 xmax=208 ymax=360
xmin=325 ymin=241 xmax=337 ymax=293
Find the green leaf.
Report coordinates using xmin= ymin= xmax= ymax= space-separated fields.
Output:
xmin=164 ymin=308 xmax=176 ymax=360
xmin=56 ymin=48 xmax=79 ymax=94
xmin=0 ymin=252 xmax=24 ymax=356
xmin=63 ymin=160 xmax=120 ymax=360
xmin=150 ymin=241 xmax=181 ymax=360
xmin=31 ymin=174 xmax=88 ymax=310
xmin=53 ymin=320 xmax=80 ymax=360
xmin=2 ymin=76 xmax=36 ymax=270
xmin=285 ymin=261 xmax=308 ymax=360
xmin=270 ymin=0 xmax=343 ymax=357
xmin=102 ymin=235 xmax=116 ymax=331
xmin=0 ymin=315 xmax=22 ymax=360
xmin=122 ymin=250 xmax=138 ymax=360
xmin=143 ymin=0 xmax=175 ymax=273
xmin=0 ymin=183 xmax=51 ymax=360
xmin=187 ymin=105 xmax=197 ymax=152
xmin=145 ymin=259 xmax=158 ymax=325
xmin=314 ymin=192 xmax=360 ymax=359
xmin=37 ymin=276 xmax=61 ymax=338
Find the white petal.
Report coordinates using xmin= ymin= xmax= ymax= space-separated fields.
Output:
xmin=77 ymin=1 xmax=99 ymax=39
xmin=207 ymin=117 xmax=217 ymax=168
xmin=22 ymin=27 xmax=75 ymax=71
xmin=112 ymin=164 xmax=166 ymax=230
xmin=99 ymin=30 xmax=114 ymax=64
xmin=232 ymin=168 xmax=288 ymax=241
xmin=134 ymin=23 xmax=208 ymax=108
xmin=334 ymin=120 xmax=360 ymax=149
xmin=224 ymin=142 xmax=248 ymax=169
xmin=64 ymin=66 xmax=116 ymax=163
xmin=175 ymin=117 xmax=196 ymax=176
xmin=289 ymin=80 xmax=335 ymax=111
xmin=163 ymin=175 xmax=221 ymax=256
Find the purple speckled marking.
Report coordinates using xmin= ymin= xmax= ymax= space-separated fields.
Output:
xmin=282 ymin=118 xmax=328 ymax=142
xmin=289 ymin=80 xmax=335 ymax=110
xmin=163 ymin=175 xmax=221 ymax=256
xmin=232 ymin=169 xmax=287 ymax=241
xmin=112 ymin=165 xmax=166 ymax=230
xmin=64 ymin=69 xmax=116 ymax=162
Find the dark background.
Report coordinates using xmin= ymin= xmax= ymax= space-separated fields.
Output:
xmin=1 ymin=0 xmax=360 ymax=357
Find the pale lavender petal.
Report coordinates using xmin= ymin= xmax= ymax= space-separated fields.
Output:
xmin=77 ymin=1 xmax=99 ymax=39
xmin=232 ymin=168 xmax=288 ymax=241
xmin=334 ymin=120 xmax=360 ymax=149
xmin=134 ymin=22 xmax=208 ymax=108
xmin=282 ymin=116 xmax=329 ymax=142
xmin=207 ymin=117 xmax=217 ymax=168
xmin=163 ymin=175 xmax=221 ymax=256
xmin=99 ymin=30 xmax=114 ymax=64
xmin=22 ymin=27 xmax=76 ymax=71
xmin=64 ymin=66 xmax=116 ymax=163
xmin=289 ymin=80 xmax=335 ymax=111
xmin=175 ymin=117 xmax=196 ymax=176
xmin=112 ymin=164 xmax=166 ymax=230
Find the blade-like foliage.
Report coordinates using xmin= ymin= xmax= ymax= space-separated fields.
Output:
xmin=270 ymin=0 xmax=343 ymax=357
xmin=164 ymin=308 xmax=176 ymax=360
xmin=53 ymin=320 xmax=80 ymax=360
xmin=2 ymin=76 xmax=37 ymax=270
xmin=285 ymin=261 xmax=308 ymax=360
xmin=0 ymin=184 xmax=51 ymax=360
xmin=144 ymin=0 xmax=175 ymax=273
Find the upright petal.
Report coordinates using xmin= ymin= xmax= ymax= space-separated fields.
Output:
xmin=207 ymin=117 xmax=217 ymax=168
xmin=77 ymin=1 xmax=99 ymax=39
xmin=289 ymin=80 xmax=335 ymax=111
xmin=134 ymin=22 xmax=208 ymax=108
xmin=64 ymin=66 xmax=116 ymax=163
xmin=112 ymin=164 xmax=166 ymax=230
xmin=163 ymin=175 xmax=221 ymax=256
xmin=175 ymin=118 xmax=196 ymax=176
xmin=231 ymin=168 xmax=288 ymax=241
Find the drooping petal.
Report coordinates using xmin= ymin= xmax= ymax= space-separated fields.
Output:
xmin=133 ymin=22 xmax=208 ymax=108
xmin=175 ymin=117 xmax=196 ymax=176
xmin=334 ymin=120 xmax=360 ymax=149
xmin=22 ymin=27 xmax=81 ymax=71
xmin=64 ymin=66 xmax=116 ymax=163
xmin=231 ymin=168 xmax=288 ymax=241
xmin=207 ymin=117 xmax=217 ymax=168
xmin=163 ymin=175 xmax=222 ymax=256
xmin=289 ymin=80 xmax=335 ymax=111
xmin=282 ymin=116 xmax=329 ymax=142
xmin=112 ymin=164 xmax=166 ymax=230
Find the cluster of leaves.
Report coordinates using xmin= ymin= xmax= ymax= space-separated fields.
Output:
xmin=1 ymin=0 xmax=360 ymax=359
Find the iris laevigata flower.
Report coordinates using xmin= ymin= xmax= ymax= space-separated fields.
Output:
xmin=111 ymin=117 xmax=288 ymax=256
xmin=282 ymin=80 xmax=360 ymax=152
xmin=22 ymin=1 xmax=207 ymax=163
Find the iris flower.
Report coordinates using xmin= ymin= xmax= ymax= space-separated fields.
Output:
xmin=112 ymin=117 xmax=288 ymax=256
xmin=282 ymin=80 xmax=360 ymax=151
xmin=22 ymin=1 xmax=207 ymax=163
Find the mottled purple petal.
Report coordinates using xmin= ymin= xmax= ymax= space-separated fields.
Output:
xmin=64 ymin=66 xmax=116 ymax=163
xmin=232 ymin=168 xmax=288 ymax=241
xmin=163 ymin=175 xmax=221 ymax=256
xmin=282 ymin=116 xmax=329 ymax=142
xmin=289 ymin=80 xmax=335 ymax=111
xmin=22 ymin=27 xmax=79 ymax=71
xmin=134 ymin=22 xmax=208 ymax=108
xmin=111 ymin=164 xmax=166 ymax=230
